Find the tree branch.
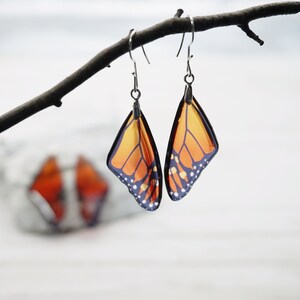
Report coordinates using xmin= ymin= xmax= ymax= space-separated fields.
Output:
xmin=1 ymin=2 xmax=300 ymax=133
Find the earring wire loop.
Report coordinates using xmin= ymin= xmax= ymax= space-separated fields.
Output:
xmin=176 ymin=16 xmax=195 ymax=84
xmin=128 ymin=29 xmax=150 ymax=98
xmin=176 ymin=32 xmax=185 ymax=58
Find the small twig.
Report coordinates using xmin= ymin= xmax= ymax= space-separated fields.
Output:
xmin=238 ymin=23 xmax=264 ymax=45
xmin=0 ymin=2 xmax=300 ymax=133
xmin=174 ymin=9 xmax=184 ymax=18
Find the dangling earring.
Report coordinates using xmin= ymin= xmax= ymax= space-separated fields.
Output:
xmin=107 ymin=29 xmax=162 ymax=211
xmin=165 ymin=16 xmax=219 ymax=201
xmin=28 ymin=156 xmax=65 ymax=227
xmin=76 ymin=156 xmax=109 ymax=226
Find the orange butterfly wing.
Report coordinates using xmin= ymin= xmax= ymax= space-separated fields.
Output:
xmin=76 ymin=156 xmax=109 ymax=225
xmin=107 ymin=110 xmax=162 ymax=211
xmin=29 ymin=156 xmax=64 ymax=225
xmin=165 ymin=86 xmax=218 ymax=200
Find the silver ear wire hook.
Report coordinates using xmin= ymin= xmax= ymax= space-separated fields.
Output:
xmin=176 ymin=16 xmax=195 ymax=85
xmin=176 ymin=33 xmax=185 ymax=58
xmin=128 ymin=29 xmax=150 ymax=101
xmin=176 ymin=15 xmax=195 ymax=57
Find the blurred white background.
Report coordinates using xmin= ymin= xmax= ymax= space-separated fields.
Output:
xmin=0 ymin=0 xmax=300 ymax=299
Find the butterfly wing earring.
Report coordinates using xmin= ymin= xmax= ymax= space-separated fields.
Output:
xmin=28 ymin=156 xmax=65 ymax=227
xmin=107 ymin=29 xmax=162 ymax=211
xmin=76 ymin=156 xmax=109 ymax=226
xmin=165 ymin=16 xmax=219 ymax=201
xmin=76 ymin=156 xmax=108 ymax=226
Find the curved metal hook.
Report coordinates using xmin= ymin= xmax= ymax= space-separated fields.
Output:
xmin=188 ymin=15 xmax=195 ymax=48
xmin=129 ymin=29 xmax=138 ymax=93
xmin=176 ymin=16 xmax=195 ymax=83
xmin=187 ymin=15 xmax=195 ymax=58
xmin=176 ymin=15 xmax=195 ymax=57
xmin=186 ymin=16 xmax=195 ymax=78
xmin=128 ymin=29 xmax=150 ymax=94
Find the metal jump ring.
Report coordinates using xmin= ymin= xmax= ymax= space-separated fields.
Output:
xmin=130 ymin=89 xmax=141 ymax=100
xmin=184 ymin=74 xmax=194 ymax=85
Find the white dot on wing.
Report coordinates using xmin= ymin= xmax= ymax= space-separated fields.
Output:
xmin=133 ymin=185 xmax=137 ymax=190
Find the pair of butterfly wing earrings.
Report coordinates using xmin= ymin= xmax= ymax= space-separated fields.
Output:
xmin=107 ymin=16 xmax=218 ymax=211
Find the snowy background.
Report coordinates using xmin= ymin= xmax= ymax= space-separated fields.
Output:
xmin=0 ymin=0 xmax=300 ymax=299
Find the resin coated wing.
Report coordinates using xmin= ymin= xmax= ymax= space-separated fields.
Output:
xmin=165 ymin=87 xmax=218 ymax=201
xmin=107 ymin=111 xmax=162 ymax=211
xmin=29 ymin=156 xmax=64 ymax=225
xmin=76 ymin=156 xmax=109 ymax=226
